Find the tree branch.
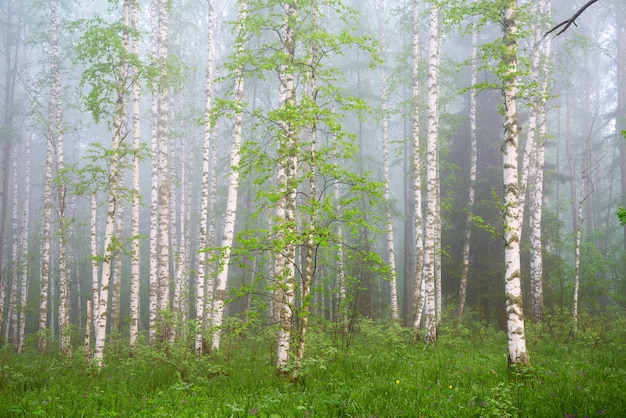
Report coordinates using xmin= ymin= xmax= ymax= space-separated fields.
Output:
xmin=544 ymin=0 xmax=599 ymax=38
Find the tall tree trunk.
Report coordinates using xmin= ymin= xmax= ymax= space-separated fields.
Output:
xmin=195 ymin=0 xmax=216 ymax=355
xmin=424 ymin=0 xmax=439 ymax=344
xmin=458 ymin=23 xmax=478 ymax=322
xmin=529 ymin=0 xmax=551 ymax=323
xmin=129 ymin=0 xmax=141 ymax=350
xmin=616 ymin=7 xmax=626 ymax=262
xmin=49 ymin=0 xmax=70 ymax=356
xmin=296 ymin=0 xmax=320 ymax=363
xmin=375 ymin=0 xmax=399 ymax=324
xmin=501 ymin=0 xmax=530 ymax=366
xmin=156 ymin=0 xmax=171 ymax=342
xmin=94 ymin=0 xmax=130 ymax=368
xmin=211 ymin=0 xmax=246 ymax=352
xmin=17 ymin=133 xmax=31 ymax=353
xmin=412 ymin=0 xmax=425 ymax=335
xmin=148 ymin=0 xmax=160 ymax=345
xmin=275 ymin=1 xmax=298 ymax=375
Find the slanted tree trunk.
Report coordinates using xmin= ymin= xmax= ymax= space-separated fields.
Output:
xmin=211 ymin=0 xmax=246 ymax=352
xmin=501 ymin=0 xmax=530 ymax=366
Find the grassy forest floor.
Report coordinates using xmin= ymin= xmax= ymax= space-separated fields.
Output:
xmin=1 ymin=313 xmax=625 ymax=417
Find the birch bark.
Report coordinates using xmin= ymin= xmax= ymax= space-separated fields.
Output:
xmin=424 ymin=0 xmax=439 ymax=343
xmin=211 ymin=0 xmax=246 ymax=352
xmin=412 ymin=0 xmax=425 ymax=333
xmin=93 ymin=0 xmax=130 ymax=367
xmin=501 ymin=0 xmax=530 ymax=366
xmin=276 ymin=1 xmax=298 ymax=375
xmin=129 ymin=0 xmax=141 ymax=349
xmin=195 ymin=0 xmax=216 ymax=355
xmin=17 ymin=134 xmax=30 ymax=353
xmin=156 ymin=0 xmax=171 ymax=341
xmin=149 ymin=0 xmax=160 ymax=344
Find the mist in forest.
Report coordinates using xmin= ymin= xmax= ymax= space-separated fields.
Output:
xmin=0 ymin=0 xmax=624 ymax=375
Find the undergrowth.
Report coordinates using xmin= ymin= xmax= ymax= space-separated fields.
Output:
xmin=1 ymin=313 xmax=625 ymax=417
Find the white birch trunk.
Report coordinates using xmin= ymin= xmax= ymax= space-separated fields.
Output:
xmin=296 ymin=0 xmax=319 ymax=362
xmin=458 ymin=24 xmax=478 ymax=322
xmin=195 ymin=0 xmax=216 ymax=355
xmin=17 ymin=134 xmax=31 ymax=353
xmin=375 ymin=0 xmax=399 ymax=324
xmin=50 ymin=0 xmax=70 ymax=355
xmin=423 ymin=0 xmax=439 ymax=343
xmin=276 ymin=2 xmax=298 ymax=375
xmin=39 ymin=87 xmax=54 ymax=355
xmin=94 ymin=0 xmax=130 ymax=367
xmin=8 ymin=146 xmax=18 ymax=344
xmin=148 ymin=0 xmax=160 ymax=344
xmin=212 ymin=0 xmax=246 ymax=351
xmin=501 ymin=0 xmax=530 ymax=366
xmin=156 ymin=0 xmax=171 ymax=340
xmin=129 ymin=0 xmax=141 ymax=349
xmin=530 ymin=0 xmax=551 ymax=323
xmin=85 ymin=299 xmax=92 ymax=363
xmin=412 ymin=0 xmax=425 ymax=333
xmin=90 ymin=192 xmax=99 ymax=335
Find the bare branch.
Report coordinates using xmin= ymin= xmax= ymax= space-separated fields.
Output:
xmin=544 ymin=0 xmax=599 ymax=38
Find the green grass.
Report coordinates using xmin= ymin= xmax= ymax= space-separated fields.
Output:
xmin=1 ymin=315 xmax=625 ymax=417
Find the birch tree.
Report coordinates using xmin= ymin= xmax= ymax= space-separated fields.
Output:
xmin=72 ymin=0 xmax=132 ymax=367
xmin=275 ymin=1 xmax=299 ymax=376
xmin=375 ymin=0 xmax=399 ymax=323
xmin=17 ymin=134 xmax=31 ymax=353
xmin=412 ymin=0 xmax=425 ymax=334
xmin=211 ymin=0 xmax=247 ymax=352
xmin=156 ymin=0 xmax=171 ymax=341
xmin=501 ymin=0 xmax=530 ymax=366
xmin=423 ymin=0 xmax=440 ymax=344
xmin=129 ymin=0 xmax=141 ymax=349
xmin=195 ymin=0 xmax=216 ymax=355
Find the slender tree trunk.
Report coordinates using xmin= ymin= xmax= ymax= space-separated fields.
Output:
xmin=85 ymin=299 xmax=92 ymax=363
xmin=275 ymin=1 xmax=298 ymax=375
xmin=616 ymin=8 xmax=626 ymax=260
xmin=412 ymin=0 xmax=425 ymax=335
xmin=296 ymin=0 xmax=320 ymax=363
xmin=8 ymin=147 xmax=18 ymax=344
xmin=195 ymin=0 xmax=216 ymax=355
xmin=572 ymin=169 xmax=586 ymax=337
xmin=17 ymin=134 xmax=31 ymax=353
xmin=424 ymin=0 xmax=439 ymax=344
xmin=501 ymin=0 xmax=530 ymax=366
xmin=94 ymin=0 xmax=130 ymax=368
xmin=458 ymin=23 xmax=478 ymax=322
xmin=129 ymin=0 xmax=141 ymax=350
xmin=210 ymin=0 xmax=246 ymax=352
xmin=149 ymin=0 xmax=160 ymax=345
xmin=156 ymin=0 xmax=171 ymax=342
